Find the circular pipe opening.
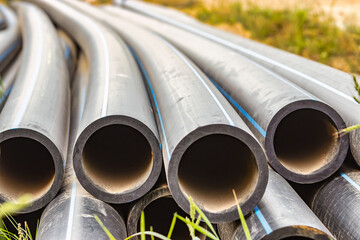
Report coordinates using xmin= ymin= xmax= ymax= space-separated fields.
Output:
xmin=82 ymin=125 xmax=153 ymax=193
xmin=178 ymin=134 xmax=258 ymax=213
xmin=0 ymin=137 xmax=55 ymax=201
xmin=274 ymin=109 xmax=338 ymax=174
xmin=141 ymin=197 xmax=206 ymax=240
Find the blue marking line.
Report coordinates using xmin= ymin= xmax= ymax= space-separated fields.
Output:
xmin=341 ymin=172 xmax=360 ymax=192
xmin=254 ymin=206 xmax=272 ymax=234
xmin=64 ymin=46 xmax=71 ymax=60
xmin=209 ymin=78 xmax=266 ymax=137
xmin=0 ymin=39 xmax=20 ymax=63
xmin=128 ymin=46 xmax=171 ymax=160
xmin=0 ymin=84 xmax=13 ymax=105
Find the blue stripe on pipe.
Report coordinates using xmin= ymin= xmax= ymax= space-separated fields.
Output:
xmin=208 ymin=78 xmax=266 ymax=137
xmin=128 ymin=46 xmax=171 ymax=160
xmin=0 ymin=39 xmax=20 ymax=63
xmin=340 ymin=172 xmax=360 ymax=192
xmin=0 ymin=84 xmax=13 ymax=105
xmin=254 ymin=206 xmax=272 ymax=234
xmin=64 ymin=46 xmax=71 ymax=60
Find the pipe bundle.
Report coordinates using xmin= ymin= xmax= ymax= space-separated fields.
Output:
xmin=0 ymin=0 xmax=358 ymax=239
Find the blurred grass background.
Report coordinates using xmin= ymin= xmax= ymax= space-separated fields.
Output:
xmin=0 ymin=0 xmax=358 ymax=74
xmin=143 ymin=0 xmax=360 ymax=74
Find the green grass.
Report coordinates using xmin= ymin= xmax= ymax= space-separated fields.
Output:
xmin=144 ymin=0 xmax=360 ymax=75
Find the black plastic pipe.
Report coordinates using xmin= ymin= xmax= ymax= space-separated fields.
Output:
xmin=104 ymin=6 xmax=348 ymax=184
xmin=124 ymin=1 xmax=360 ymax=167
xmin=0 ymin=4 xmax=21 ymax=73
xmin=65 ymin=0 xmax=268 ymax=223
xmin=28 ymin=0 xmax=162 ymax=204
xmin=308 ymin=164 xmax=360 ymax=240
xmin=0 ymin=51 xmax=21 ymax=111
xmin=0 ymin=2 xmax=69 ymax=213
xmin=218 ymin=169 xmax=334 ymax=240
xmin=0 ymin=8 xmax=6 ymax=30
xmin=127 ymin=184 xmax=206 ymax=240
xmin=57 ymin=29 xmax=77 ymax=80
xmin=37 ymin=53 xmax=127 ymax=240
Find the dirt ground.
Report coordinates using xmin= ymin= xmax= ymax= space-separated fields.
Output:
xmin=203 ymin=0 xmax=360 ymax=27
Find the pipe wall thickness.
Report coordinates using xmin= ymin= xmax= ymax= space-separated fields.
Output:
xmin=124 ymin=1 xmax=360 ymax=167
xmin=105 ymin=6 xmax=348 ymax=184
xmin=66 ymin=0 xmax=268 ymax=222
xmin=218 ymin=169 xmax=334 ymax=240
xmin=0 ymin=8 xmax=6 ymax=30
xmin=0 ymin=2 xmax=69 ymax=213
xmin=37 ymin=53 xmax=127 ymax=240
xmin=0 ymin=5 xmax=21 ymax=73
xmin=29 ymin=0 xmax=162 ymax=203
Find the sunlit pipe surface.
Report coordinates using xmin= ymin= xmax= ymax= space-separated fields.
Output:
xmin=124 ymin=1 xmax=360 ymax=167
xmin=309 ymin=164 xmax=360 ymax=240
xmin=28 ymin=0 xmax=162 ymax=203
xmin=218 ymin=169 xmax=334 ymax=240
xmin=57 ymin=29 xmax=77 ymax=80
xmin=65 ymin=0 xmax=268 ymax=223
xmin=0 ymin=52 xmax=21 ymax=111
xmin=104 ymin=6 xmax=348 ymax=184
xmin=127 ymin=185 xmax=206 ymax=240
xmin=0 ymin=2 xmax=69 ymax=213
xmin=0 ymin=4 xmax=21 ymax=73
xmin=37 ymin=53 xmax=127 ymax=240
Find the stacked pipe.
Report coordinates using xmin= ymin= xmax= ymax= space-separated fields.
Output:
xmin=0 ymin=4 xmax=20 ymax=73
xmin=64 ymin=0 xmax=269 ymax=223
xmin=0 ymin=0 xmax=359 ymax=239
xmin=103 ymin=5 xmax=348 ymax=184
xmin=37 ymin=52 xmax=127 ymax=240
xmin=0 ymin=2 xmax=69 ymax=213
xmin=124 ymin=0 xmax=360 ymax=167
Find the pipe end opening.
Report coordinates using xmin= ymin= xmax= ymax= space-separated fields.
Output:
xmin=0 ymin=137 xmax=55 ymax=202
xmin=82 ymin=124 xmax=153 ymax=194
xmin=178 ymin=134 xmax=258 ymax=213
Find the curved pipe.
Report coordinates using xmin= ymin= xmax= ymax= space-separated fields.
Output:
xmin=309 ymin=163 xmax=360 ymax=240
xmin=57 ymin=29 xmax=78 ymax=79
xmin=0 ymin=5 xmax=21 ymax=73
xmin=37 ymin=53 xmax=127 ymax=240
xmin=127 ymin=185 xmax=206 ymax=240
xmin=218 ymin=169 xmax=334 ymax=240
xmin=65 ymin=0 xmax=268 ymax=223
xmin=28 ymin=0 xmax=162 ymax=204
xmin=0 ymin=52 xmax=21 ymax=111
xmin=0 ymin=8 xmax=6 ymax=30
xmin=0 ymin=2 xmax=69 ymax=213
xmin=124 ymin=1 xmax=360 ymax=167
xmin=104 ymin=6 xmax=348 ymax=184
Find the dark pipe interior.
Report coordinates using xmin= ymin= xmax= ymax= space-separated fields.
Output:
xmin=82 ymin=125 xmax=153 ymax=193
xmin=140 ymin=197 xmax=206 ymax=240
xmin=274 ymin=109 xmax=338 ymax=174
xmin=0 ymin=137 xmax=55 ymax=201
xmin=178 ymin=134 xmax=258 ymax=212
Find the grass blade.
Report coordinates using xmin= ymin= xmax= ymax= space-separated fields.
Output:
xmin=140 ymin=212 xmax=145 ymax=240
xmin=150 ymin=226 xmax=155 ymax=240
xmin=167 ymin=213 xmax=177 ymax=239
xmin=233 ymin=190 xmax=251 ymax=240
xmin=94 ymin=215 xmax=116 ymax=240
xmin=124 ymin=231 xmax=170 ymax=240
xmin=191 ymin=202 xmax=218 ymax=238
xmin=175 ymin=215 xmax=218 ymax=240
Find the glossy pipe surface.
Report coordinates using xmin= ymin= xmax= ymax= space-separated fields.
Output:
xmin=28 ymin=0 xmax=162 ymax=204
xmin=218 ymin=169 xmax=334 ymax=240
xmin=104 ymin=6 xmax=348 ymax=184
xmin=65 ymin=0 xmax=268 ymax=222
xmin=0 ymin=4 xmax=21 ymax=73
xmin=0 ymin=2 xmax=69 ymax=213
